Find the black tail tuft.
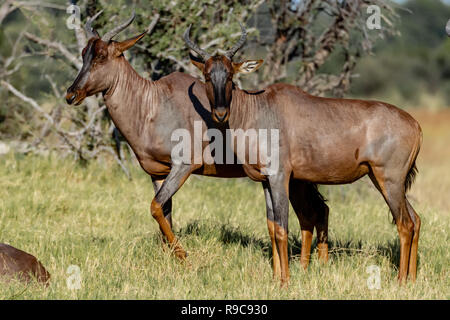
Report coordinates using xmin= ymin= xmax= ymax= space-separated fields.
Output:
xmin=405 ymin=161 xmax=418 ymax=192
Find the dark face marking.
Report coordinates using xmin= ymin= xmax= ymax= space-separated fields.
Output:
xmin=204 ymin=56 xmax=234 ymax=123
xmin=66 ymin=39 xmax=108 ymax=105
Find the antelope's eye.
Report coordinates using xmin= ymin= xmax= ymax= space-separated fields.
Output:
xmin=96 ymin=53 xmax=107 ymax=61
xmin=204 ymin=75 xmax=211 ymax=82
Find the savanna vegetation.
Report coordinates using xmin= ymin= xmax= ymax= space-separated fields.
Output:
xmin=0 ymin=110 xmax=448 ymax=299
xmin=0 ymin=0 xmax=449 ymax=299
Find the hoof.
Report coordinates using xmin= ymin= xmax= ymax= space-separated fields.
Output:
xmin=300 ymin=257 xmax=310 ymax=270
xmin=280 ymin=278 xmax=289 ymax=289
xmin=174 ymin=248 xmax=188 ymax=260
xmin=317 ymin=243 xmax=329 ymax=263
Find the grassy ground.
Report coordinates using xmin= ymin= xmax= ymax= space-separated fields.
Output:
xmin=0 ymin=110 xmax=448 ymax=299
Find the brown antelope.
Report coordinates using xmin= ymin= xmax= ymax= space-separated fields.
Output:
xmin=65 ymin=12 xmax=329 ymax=272
xmin=0 ymin=243 xmax=50 ymax=285
xmin=184 ymin=23 xmax=423 ymax=285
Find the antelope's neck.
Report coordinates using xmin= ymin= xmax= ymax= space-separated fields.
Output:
xmin=102 ymin=58 xmax=157 ymax=146
xmin=229 ymin=88 xmax=256 ymax=129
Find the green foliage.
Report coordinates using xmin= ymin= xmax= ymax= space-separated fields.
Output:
xmin=91 ymin=0 xmax=257 ymax=78
xmin=1 ymin=0 xmax=449 ymax=150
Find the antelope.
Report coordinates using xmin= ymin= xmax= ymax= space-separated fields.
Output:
xmin=184 ymin=23 xmax=423 ymax=285
xmin=65 ymin=12 xmax=329 ymax=272
xmin=0 ymin=243 xmax=50 ymax=285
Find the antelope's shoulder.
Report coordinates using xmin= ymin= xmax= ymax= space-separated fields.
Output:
xmin=158 ymin=72 xmax=203 ymax=88
xmin=262 ymin=82 xmax=308 ymax=97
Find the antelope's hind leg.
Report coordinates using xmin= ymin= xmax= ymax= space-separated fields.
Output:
xmin=289 ymin=180 xmax=329 ymax=269
xmin=289 ymin=180 xmax=313 ymax=270
xmin=150 ymin=164 xmax=193 ymax=260
xmin=406 ymin=199 xmax=421 ymax=281
xmin=369 ymin=167 xmax=416 ymax=283
xmin=314 ymin=192 xmax=329 ymax=264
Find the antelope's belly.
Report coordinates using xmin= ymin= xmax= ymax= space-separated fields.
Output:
xmin=137 ymin=157 xmax=171 ymax=177
xmin=291 ymin=158 xmax=369 ymax=184
xmin=241 ymin=164 xmax=269 ymax=182
xmin=193 ymin=163 xmax=247 ymax=178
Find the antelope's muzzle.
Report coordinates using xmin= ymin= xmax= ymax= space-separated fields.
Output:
xmin=213 ymin=108 xmax=228 ymax=123
xmin=65 ymin=91 xmax=77 ymax=105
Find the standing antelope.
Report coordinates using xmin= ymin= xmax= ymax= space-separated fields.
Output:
xmin=65 ymin=12 xmax=328 ymax=272
xmin=184 ymin=23 xmax=423 ymax=285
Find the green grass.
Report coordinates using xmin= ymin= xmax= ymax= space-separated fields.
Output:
xmin=0 ymin=152 xmax=448 ymax=300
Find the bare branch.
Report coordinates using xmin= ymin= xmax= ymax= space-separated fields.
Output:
xmin=44 ymin=74 xmax=61 ymax=98
xmin=13 ymin=1 xmax=67 ymax=10
xmin=64 ymin=106 xmax=106 ymax=137
xmin=1 ymin=80 xmax=54 ymax=124
xmin=24 ymin=32 xmax=82 ymax=69
xmin=147 ymin=13 xmax=160 ymax=36
xmin=87 ymin=146 xmax=132 ymax=180
xmin=0 ymin=0 xmax=15 ymax=25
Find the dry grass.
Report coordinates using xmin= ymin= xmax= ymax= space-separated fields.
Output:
xmin=0 ymin=109 xmax=448 ymax=299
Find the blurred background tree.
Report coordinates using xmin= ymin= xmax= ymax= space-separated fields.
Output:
xmin=0 ymin=0 xmax=449 ymax=174
xmin=350 ymin=0 xmax=450 ymax=109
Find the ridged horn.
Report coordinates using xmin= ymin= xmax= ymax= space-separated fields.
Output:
xmin=225 ymin=22 xmax=247 ymax=59
xmin=101 ymin=10 xmax=136 ymax=42
xmin=183 ymin=24 xmax=211 ymax=60
xmin=84 ymin=10 xmax=103 ymax=39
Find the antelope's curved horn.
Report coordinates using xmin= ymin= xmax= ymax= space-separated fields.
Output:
xmin=85 ymin=10 xmax=103 ymax=39
xmin=225 ymin=22 xmax=247 ymax=59
xmin=183 ymin=25 xmax=211 ymax=61
xmin=446 ymin=19 xmax=450 ymax=37
xmin=101 ymin=10 xmax=136 ymax=42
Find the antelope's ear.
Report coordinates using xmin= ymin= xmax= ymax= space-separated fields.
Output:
xmin=113 ymin=31 xmax=147 ymax=56
xmin=189 ymin=52 xmax=205 ymax=73
xmin=190 ymin=59 xmax=205 ymax=72
xmin=233 ymin=59 xmax=263 ymax=74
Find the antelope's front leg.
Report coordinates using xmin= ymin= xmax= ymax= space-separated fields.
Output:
xmin=262 ymin=182 xmax=281 ymax=279
xmin=268 ymin=174 xmax=290 ymax=286
xmin=152 ymin=177 xmax=174 ymax=253
xmin=150 ymin=164 xmax=193 ymax=260
xmin=152 ymin=178 xmax=172 ymax=228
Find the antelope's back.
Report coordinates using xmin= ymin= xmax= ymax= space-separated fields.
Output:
xmin=0 ymin=243 xmax=50 ymax=285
